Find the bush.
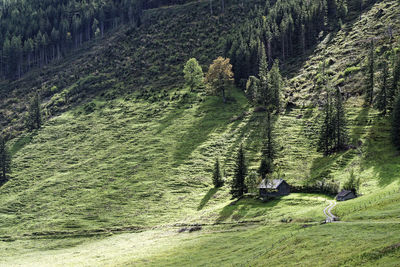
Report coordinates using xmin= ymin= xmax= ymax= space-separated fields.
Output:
xmin=292 ymin=179 xmax=340 ymax=195
xmin=344 ymin=66 xmax=361 ymax=77
xmin=83 ymin=102 xmax=96 ymax=114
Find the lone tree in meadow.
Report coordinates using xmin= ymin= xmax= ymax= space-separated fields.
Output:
xmin=212 ymin=158 xmax=223 ymax=188
xmin=26 ymin=93 xmax=42 ymax=131
xmin=205 ymin=57 xmax=234 ymax=103
xmin=231 ymin=144 xmax=247 ymax=198
xmin=183 ymin=58 xmax=204 ymax=91
xmin=0 ymin=135 xmax=11 ymax=184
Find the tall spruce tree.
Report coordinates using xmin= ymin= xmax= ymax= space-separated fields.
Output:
xmin=212 ymin=158 xmax=223 ymax=188
xmin=26 ymin=93 xmax=42 ymax=131
xmin=376 ymin=60 xmax=389 ymax=115
xmin=389 ymin=53 xmax=400 ymax=110
xmin=318 ymin=86 xmax=348 ymax=154
xmin=0 ymin=135 xmax=11 ymax=184
xmin=365 ymin=40 xmax=375 ymax=106
xmin=231 ymin=144 xmax=247 ymax=198
xmin=269 ymin=59 xmax=283 ymax=111
xmin=259 ymin=111 xmax=274 ymax=179
xmin=257 ymin=42 xmax=269 ymax=107
xmin=392 ymin=95 xmax=400 ymax=150
xmin=318 ymin=90 xmax=335 ymax=154
xmin=334 ymin=86 xmax=348 ymax=150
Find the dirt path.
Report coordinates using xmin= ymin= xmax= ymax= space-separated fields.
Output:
xmin=323 ymin=200 xmax=337 ymax=222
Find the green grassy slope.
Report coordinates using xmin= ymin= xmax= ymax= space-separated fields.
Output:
xmin=0 ymin=0 xmax=258 ymax=137
xmin=1 ymin=0 xmax=400 ymax=266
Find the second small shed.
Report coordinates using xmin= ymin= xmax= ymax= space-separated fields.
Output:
xmin=336 ymin=190 xmax=356 ymax=201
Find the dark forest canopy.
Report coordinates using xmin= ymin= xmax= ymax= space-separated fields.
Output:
xmin=0 ymin=0 xmax=144 ymax=79
xmin=225 ymin=0 xmax=347 ymax=87
xmin=224 ymin=0 xmax=377 ymax=87
xmin=0 ymin=0 xmax=196 ymax=80
xmin=0 ymin=0 xmax=377 ymax=81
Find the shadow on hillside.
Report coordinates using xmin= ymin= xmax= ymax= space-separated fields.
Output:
xmin=216 ymin=197 xmax=280 ymax=223
xmin=155 ymin=93 xmax=194 ymax=134
xmin=9 ymin=133 xmax=35 ymax=155
xmin=173 ymin=95 xmax=245 ymax=166
xmin=308 ymin=153 xmax=341 ymax=184
xmin=350 ymin=107 xmax=370 ymax=145
xmin=308 ymin=107 xmax=374 ymax=184
xmin=361 ymin=115 xmax=400 ymax=187
xmin=197 ymin=187 xmax=219 ymax=211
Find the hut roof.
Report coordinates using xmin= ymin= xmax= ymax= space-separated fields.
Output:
xmin=258 ymin=179 xmax=285 ymax=189
xmin=337 ymin=190 xmax=354 ymax=197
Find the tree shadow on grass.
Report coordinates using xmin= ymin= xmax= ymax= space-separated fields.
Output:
xmin=173 ymin=93 xmax=247 ymax=166
xmin=361 ymin=115 xmax=400 ymax=187
xmin=350 ymin=107 xmax=370 ymax=145
xmin=9 ymin=132 xmax=35 ymax=155
xmin=308 ymin=107 xmax=372 ymax=184
xmin=216 ymin=197 xmax=280 ymax=223
xmin=197 ymin=187 xmax=219 ymax=211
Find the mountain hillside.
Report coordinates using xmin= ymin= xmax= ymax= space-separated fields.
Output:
xmin=1 ymin=0 xmax=400 ymax=266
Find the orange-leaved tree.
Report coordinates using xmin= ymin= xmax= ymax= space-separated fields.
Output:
xmin=205 ymin=57 xmax=234 ymax=103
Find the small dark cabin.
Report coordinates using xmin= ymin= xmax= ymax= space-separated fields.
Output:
xmin=258 ymin=179 xmax=290 ymax=198
xmin=336 ymin=190 xmax=356 ymax=201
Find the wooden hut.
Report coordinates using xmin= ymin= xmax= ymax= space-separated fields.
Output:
xmin=336 ymin=190 xmax=356 ymax=201
xmin=258 ymin=179 xmax=290 ymax=198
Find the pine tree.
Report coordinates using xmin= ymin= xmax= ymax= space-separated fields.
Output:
xmin=26 ymin=93 xmax=42 ymax=131
xmin=212 ymin=158 xmax=223 ymax=188
xmin=365 ymin=40 xmax=375 ymax=106
xmin=392 ymin=95 xmax=400 ymax=150
xmin=231 ymin=144 xmax=247 ymax=198
xmin=376 ymin=60 xmax=389 ymax=115
xmin=334 ymin=86 xmax=348 ymax=150
xmin=264 ymin=111 xmax=275 ymax=160
xmin=245 ymin=75 xmax=259 ymax=102
xmin=389 ymin=53 xmax=400 ymax=110
xmin=245 ymin=171 xmax=258 ymax=194
xmin=269 ymin=59 xmax=283 ymax=111
xmin=259 ymin=111 xmax=274 ymax=179
xmin=318 ymin=86 xmax=348 ymax=154
xmin=257 ymin=42 xmax=269 ymax=107
xmin=0 ymin=135 xmax=11 ymax=184
xmin=318 ymin=91 xmax=334 ymax=155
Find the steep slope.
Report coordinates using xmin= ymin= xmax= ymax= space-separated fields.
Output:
xmin=0 ymin=0 xmax=400 ymax=266
xmin=0 ymin=1 xmax=258 ymax=137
